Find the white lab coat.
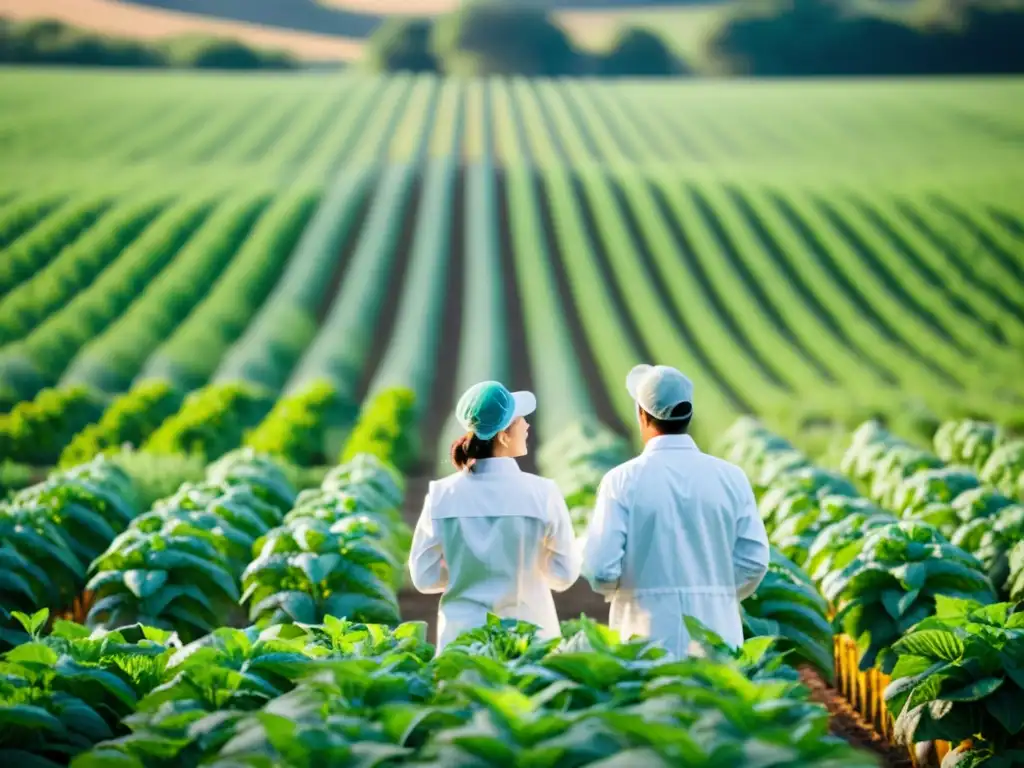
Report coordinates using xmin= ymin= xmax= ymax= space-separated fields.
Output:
xmin=581 ymin=434 xmax=769 ymax=658
xmin=408 ymin=457 xmax=581 ymax=651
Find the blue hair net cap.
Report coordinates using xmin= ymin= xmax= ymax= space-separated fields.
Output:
xmin=456 ymin=381 xmax=537 ymax=440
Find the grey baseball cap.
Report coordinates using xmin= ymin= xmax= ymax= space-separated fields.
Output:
xmin=625 ymin=364 xmax=694 ymax=421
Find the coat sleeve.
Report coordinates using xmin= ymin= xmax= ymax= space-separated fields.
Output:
xmin=408 ymin=486 xmax=448 ymax=594
xmin=732 ymin=470 xmax=770 ymax=600
xmin=581 ymin=470 xmax=629 ymax=596
xmin=540 ymin=483 xmax=582 ymax=592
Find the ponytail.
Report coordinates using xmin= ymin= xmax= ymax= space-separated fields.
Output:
xmin=450 ymin=431 xmax=495 ymax=472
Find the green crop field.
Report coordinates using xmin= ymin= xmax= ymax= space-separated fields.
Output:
xmin=2 ymin=66 xmax=1024 ymax=768
xmin=1 ymin=68 xmax=1022 ymax=473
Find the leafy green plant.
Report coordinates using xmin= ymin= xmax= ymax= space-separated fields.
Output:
xmin=742 ymin=549 xmax=835 ymax=680
xmin=244 ymin=380 xmax=339 ymax=467
xmin=340 ymin=387 xmax=419 ymax=473
xmin=981 ymin=440 xmax=1024 ymax=502
xmin=840 ymin=421 xmax=945 ymax=508
xmin=952 ymin=504 xmax=1024 ymax=599
xmin=934 ymin=419 xmax=1007 ymax=472
xmin=60 ymin=612 xmax=879 ymax=768
xmin=824 ymin=521 xmax=997 ymax=672
xmin=59 ymin=380 xmax=184 ymax=468
xmin=0 ymin=385 xmax=106 ymax=465
xmin=142 ymin=382 xmax=275 ymax=463
xmin=884 ymin=596 xmax=1024 ymax=767
xmin=85 ymin=451 xmax=291 ymax=641
xmin=9 ymin=457 xmax=138 ymax=567
xmin=241 ymin=455 xmax=408 ymax=627
xmin=805 ymin=510 xmax=899 ymax=586
xmin=0 ymin=458 xmax=139 ymax=649
xmin=0 ymin=608 xmax=177 ymax=765
xmin=205 ymin=447 xmax=297 ymax=514
xmin=889 ymin=468 xmax=982 ymax=517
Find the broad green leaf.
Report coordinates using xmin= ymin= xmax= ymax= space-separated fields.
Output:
xmin=463 ymin=685 xmax=533 ymax=724
xmin=69 ymin=749 xmax=144 ymax=768
xmin=541 ymin=652 xmax=631 ymax=689
xmin=2 ymin=573 xmax=41 ymax=605
xmin=449 ymin=734 xmax=517 ymax=765
xmin=941 ymin=677 xmax=1004 ymax=702
xmin=54 ymin=655 xmax=138 ymax=710
xmin=147 ymin=549 xmax=239 ymax=602
xmin=985 ymin=684 xmax=1024 ymax=735
xmin=968 ymin=603 xmax=1013 ymax=627
xmin=893 ymin=630 xmax=965 ymax=662
xmin=292 ymin=552 xmax=341 ymax=585
xmin=251 ymin=591 xmax=317 ymax=624
xmin=322 ymin=593 xmax=398 ymax=625
xmin=378 ymin=703 xmax=468 ymax=746
xmin=0 ymin=704 xmax=68 ymax=735
xmin=598 ymin=711 xmax=705 ymax=761
xmin=6 ymin=641 xmax=59 ymax=666
xmin=123 ymin=570 xmax=168 ymax=599
xmin=55 ymin=697 xmax=113 ymax=740
xmin=884 ymin=660 xmax=947 ymax=716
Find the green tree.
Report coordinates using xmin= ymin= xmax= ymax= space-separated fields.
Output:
xmin=365 ymin=17 xmax=438 ymax=73
xmin=599 ymin=27 xmax=686 ymax=76
xmin=431 ymin=3 xmax=580 ymax=76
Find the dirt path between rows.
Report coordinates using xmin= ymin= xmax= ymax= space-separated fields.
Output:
xmin=800 ymin=666 xmax=918 ymax=768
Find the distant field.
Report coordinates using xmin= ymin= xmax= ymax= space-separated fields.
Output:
xmin=0 ymin=0 xmax=730 ymax=63
xmin=0 ymin=0 xmax=364 ymax=61
xmin=0 ymin=69 xmax=1022 ymax=471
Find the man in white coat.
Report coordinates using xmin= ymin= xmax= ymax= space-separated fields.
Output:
xmin=581 ymin=364 xmax=770 ymax=657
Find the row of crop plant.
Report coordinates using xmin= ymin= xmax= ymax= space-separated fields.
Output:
xmin=720 ymin=416 xmax=1024 ymax=767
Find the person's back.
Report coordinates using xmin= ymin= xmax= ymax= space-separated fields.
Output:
xmin=414 ymin=459 xmax=577 ymax=648
xmin=409 ymin=381 xmax=580 ymax=651
xmin=581 ymin=365 xmax=769 ymax=657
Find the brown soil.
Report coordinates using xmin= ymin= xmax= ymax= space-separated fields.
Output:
xmin=799 ymin=666 xmax=917 ymax=768
xmin=0 ymin=0 xmax=363 ymax=61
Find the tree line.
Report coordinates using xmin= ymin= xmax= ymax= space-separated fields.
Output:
xmin=367 ymin=0 xmax=1024 ymax=77
xmin=0 ymin=17 xmax=297 ymax=70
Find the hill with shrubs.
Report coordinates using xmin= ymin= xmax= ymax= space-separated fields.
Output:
xmin=0 ymin=16 xmax=297 ymax=69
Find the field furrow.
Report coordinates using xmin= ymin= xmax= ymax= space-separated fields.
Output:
xmin=0 ymin=194 xmax=112 ymax=299
xmin=60 ymin=194 xmax=272 ymax=393
xmin=491 ymin=80 xmax=595 ymax=437
xmin=137 ymin=189 xmax=320 ymax=391
xmin=368 ymin=83 xmax=463 ymax=446
xmin=0 ymin=196 xmax=214 ymax=400
xmin=435 ymin=83 xmax=504 ymax=466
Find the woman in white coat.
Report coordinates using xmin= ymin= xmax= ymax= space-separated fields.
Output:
xmin=408 ymin=380 xmax=581 ymax=652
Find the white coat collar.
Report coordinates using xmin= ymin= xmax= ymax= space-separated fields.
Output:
xmin=643 ymin=434 xmax=699 ymax=454
xmin=471 ymin=457 xmax=522 ymax=474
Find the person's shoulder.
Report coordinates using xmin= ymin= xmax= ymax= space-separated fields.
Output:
xmin=696 ymin=451 xmax=749 ymax=481
xmin=691 ymin=452 xmax=753 ymax=497
xmin=695 ymin=449 xmax=741 ymax=472
xmin=518 ymin=470 xmax=560 ymax=493
xmin=427 ymin=471 xmax=465 ymax=497
xmin=597 ymin=455 xmax=645 ymax=493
